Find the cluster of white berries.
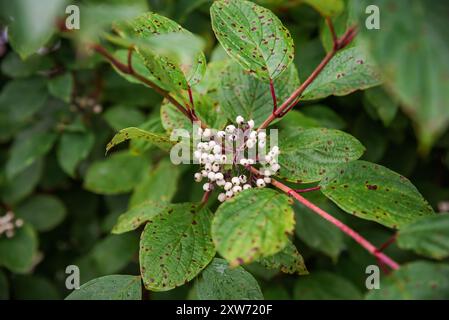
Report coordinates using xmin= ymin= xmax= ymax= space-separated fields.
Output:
xmin=0 ymin=211 xmax=24 ymax=238
xmin=193 ymin=115 xmax=281 ymax=203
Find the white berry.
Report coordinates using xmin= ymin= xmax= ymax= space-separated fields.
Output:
xmin=212 ymin=163 xmax=220 ymax=172
xmin=226 ymin=125 xmax=236 ymax=133
xmin=208 ymin=172 xmax=216 ymax=181
xmin=243 ymin=184 xmax=252 ymax=190
xmin=256 ymin=179 xmax=266 ymax=188
xmin=224 ymin=182 xmax=233 ymax=191
xmin=213 ymin=145 xmax=222 ymax=154
xmin=203 ymin=128 xmax=212 ymax=138
xmin=236 ymin=115 xmax=245 ymax=124
xmin=203 ymin=183 xmax=211 ymax=191
xmin=194 ymin=172 xmax=202 ymax=182
xmin=215 ymin=172 xmax=224 ymax=180
xmin=218 ymin=193 xmax=226 ymax=202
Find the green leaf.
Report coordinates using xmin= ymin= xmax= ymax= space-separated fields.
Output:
xmin=196 ymin=258 xmax=264 ymax=300
xmin=363 ymin=87 xmax=398 ymax=126
xmin=84 ymin=151 xmax=149 ymax=195
xmin=65 ymin=275 xmax=142 ymax=300
xmin=15 ymin=194 xmax=67 ymax=232
xmin=140 ymin=203 xmax=215 ymax=291
xmin=303 ymin=0 xmax=344 ymax=17
xmin=210 ymin=0 xmax=294 ymax=81
xmin=6 ymin=132 xmax=56 ymax=179
xmin=397 ymin=213 xmax=449 ymax=259
xmin=353 ymin=0 xmax=449 ymax=149
xmin=294 ymin=193 xmax=345 ymax=260
xmin=218 ymin=62 xmax=299 ymax=126
xmin=130 ymin=160 xmax=181 ymax=207
xmin=129 ymin=117 xmax=166 ymax=154
xmin=366 ymin=261 xmax=449 ymax=300
xmin=259 ymin=241 xmax=308 ymax=275
xmin=301 ymin=105 xmax=346 ymax=130
xmin=281 ymin=111 xmax=320 ymax=132
xmin=106 ymin=127 xmax=175 ymax=153
xmin=294 ymin=272 xmax=362 ymax=300
xmin=76 ymin=3 xmax=143 ymax=44
xmin=320 ymin=160 xmax=435 ymax=229
xmin=1 ymin=0 xmax=67 ymax=58
xmin=57 ymin=131 xmax=95 ymax=177
xmin=278 ymin=128 xmax=365 ymax=183
xmin=47 ymin=73 xmax=73 ymax=103
xmin=114 ymin=11 xmax=206 ymax=88
xmin=212 ymin=189 xmax=295 ymax=267
xmin=112 ymin=201 xmax=168 ymax=234
xmin=0 ymin=224 xmax=38 ymax=273
xmin=104 ymin=105 xmax=146 ymax=131
xmin=1 ymin=52 xmax=53 ymax=78
xmin=1 ymin=159 xmax=43 ymax=205
xmin=161 ymin=93 xmax=226 ymax=132
xmin=0 ymin=79 xmax=48 ymax=140
xmin=302 ymin=47 xmax=382 ymax=101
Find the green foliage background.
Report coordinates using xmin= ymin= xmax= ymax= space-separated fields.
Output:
xmin=0 ymin=0 xmax=448 ymax=300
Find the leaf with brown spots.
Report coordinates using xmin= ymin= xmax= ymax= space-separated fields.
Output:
xmin=320 ymin=160 xmax=435 ymax=229
xmin=114 ymin=12 xmax=206 ymax=88
xmin=139 ymin=203 xmax=215 ymax=291
xmin=218 ymin=62 xmax=299 ymax=126
xmin=302 ymin=47 xmax=382 ymax=101
xmin=65 ymin=275 xmax=141 ymax=300
xmin=212 ymin=188 xmax=295 ymax=267
xmin=196 ymin=258 xmax=263 ymax=300
xmin=278 ymin=128 xmax=365 ymax=183
xmin=210 ymin=0 xmax=294 ymax=81
xmin=258 ymin=241 xmax=308 ymax=275
xmin=397 ymin=213 xmax=449 ymax=260
xmin=366 ymin=261 xmax=449 ymax=299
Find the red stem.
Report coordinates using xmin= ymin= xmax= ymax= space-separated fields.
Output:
xmin=187 ymin=86 xmax=197 ymax=118
xmin=294 ymin=186 xmax=321 ymax=193
xmin=376 ymin=234 xmax=397 ymax=253
xmin=248 ymin=167 xmax=400 ymax=270
xmin=326 ymin=17 xmax=338 ymax=48
xmin=258 ymin=25 xmax=357 ymax=130
xmin=269 ymin=79 xmax=278 ymax=113
xmin=90 ymin=43 xmax=196 ymax=123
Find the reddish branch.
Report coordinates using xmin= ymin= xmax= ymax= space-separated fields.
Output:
xmin=259 ymin=25 xmax=358 ymax=130
xmin=248 ymin=167 xmax=400 ymax=271
xmin=90 ymin=43 xmax=197 ymax=123
xmin=269 ymin=79 xmax=278 ymax=113
xmin=293 ymin=186 xmax=321 ymax=193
